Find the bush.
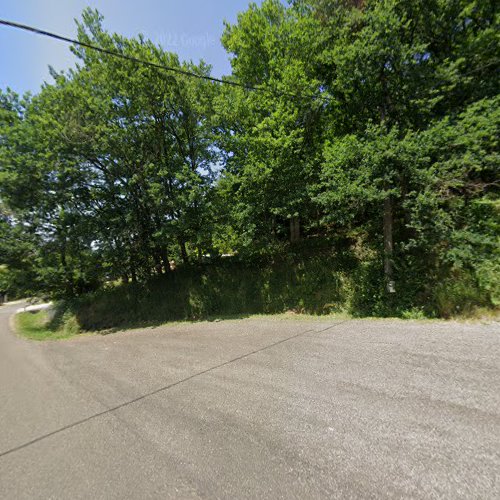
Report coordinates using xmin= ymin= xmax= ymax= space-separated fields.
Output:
xmin=58 ymin=247 xmax=498 ymax=332
xmin=434 ymin=269 xmax=492 ymax=318
xmin=69 ymin=254 xmax=357 ymax=330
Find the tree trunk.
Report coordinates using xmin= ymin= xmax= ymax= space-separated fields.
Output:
xmin=289 ymin=216 xmax=300 ymax=243
xmin=59 ymin=237 xmax=74 ymax=296
xmin=383 ymin=195 xmax=395 ymax=293
xmin=160 ymin=249 xmax=171 ymax=274
xmin=155 ymin=250 xmax=163 ymax=275
xmin=380 ymin=63 xmax=395 ymax=294
xmin=130 ymin=261 xmax=138 ymax=283
xmin=178 ymin=239 xmax=189 ymax=264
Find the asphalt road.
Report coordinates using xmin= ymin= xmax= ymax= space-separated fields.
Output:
xmin=1 ymin=302 xmax=499 ymax=499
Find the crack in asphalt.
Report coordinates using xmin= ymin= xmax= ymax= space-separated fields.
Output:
xmin=0 ymin=320 xmax=349 ymax=459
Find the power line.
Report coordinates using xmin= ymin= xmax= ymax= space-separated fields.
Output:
xmin=1 ymin=18 xmax=496 ymax=103
xmin=0 ymin=18 xmax=330 ymax=103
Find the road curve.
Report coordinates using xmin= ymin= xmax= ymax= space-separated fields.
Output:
xmin=1 ymin=302 xmax=499 ymax=499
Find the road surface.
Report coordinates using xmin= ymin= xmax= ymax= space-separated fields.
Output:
xmin=1 ymin=302 xmax=499 ymax=499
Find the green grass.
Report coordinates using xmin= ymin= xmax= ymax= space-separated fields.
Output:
xmin=20 ymin=253 xmax=496 ymax=336
xmin=68 ymin=255 xmax=360 ymax=331
xmin=66 ymin=254 xmax=499 ymax=332
xmin=14 ymin=300 xmax=497 ymax=341
xmin=14 ymin=310 xmax=80 ymax=340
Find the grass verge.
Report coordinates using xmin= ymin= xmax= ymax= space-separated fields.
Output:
xmin=14 ymin=309 xmax=80 ymax=341
xmin=69 ymin=256 xmax=499 ymax=332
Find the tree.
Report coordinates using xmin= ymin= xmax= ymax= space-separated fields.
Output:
xmin=0 ymin=9 xmax=219 ymax=295
xmin=0 ymin=2 xmax=497 ymax=315
xmin=215 ymin=0 xmax=325 ymax=253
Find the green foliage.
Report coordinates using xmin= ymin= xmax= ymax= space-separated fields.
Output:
xmin=1 ymin=1 xmax=498 ymax=319
xmin=65 ymin=254 xmax=356 ymax=330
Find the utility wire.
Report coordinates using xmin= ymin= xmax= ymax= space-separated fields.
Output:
xmin=0 ymin=18 xmax=330 ymax=103
xmin=1 ymin=18 xmax=496 ymax=103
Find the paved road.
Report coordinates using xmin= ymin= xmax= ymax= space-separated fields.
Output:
xmin=1 ymin=302 xmax=499 ymax=499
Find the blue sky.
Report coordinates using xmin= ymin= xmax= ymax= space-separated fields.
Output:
xmin=0 ymin=0 xmax=265 ymax=94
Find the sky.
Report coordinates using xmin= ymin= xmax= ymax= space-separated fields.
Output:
xmin=0 ymin=0 xmax=265 ymax=94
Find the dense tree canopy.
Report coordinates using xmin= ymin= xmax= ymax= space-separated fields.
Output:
xmin=1 ymin=1 xmax=498 ymax=315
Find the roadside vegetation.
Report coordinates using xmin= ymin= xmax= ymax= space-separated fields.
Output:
xmin=14 ymin=309 xmax=80 ymax=340
xmin=65 ymin=253 xmax=496 ymax=332
xmin=1 ymin=0 xmax=498 ymax=329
